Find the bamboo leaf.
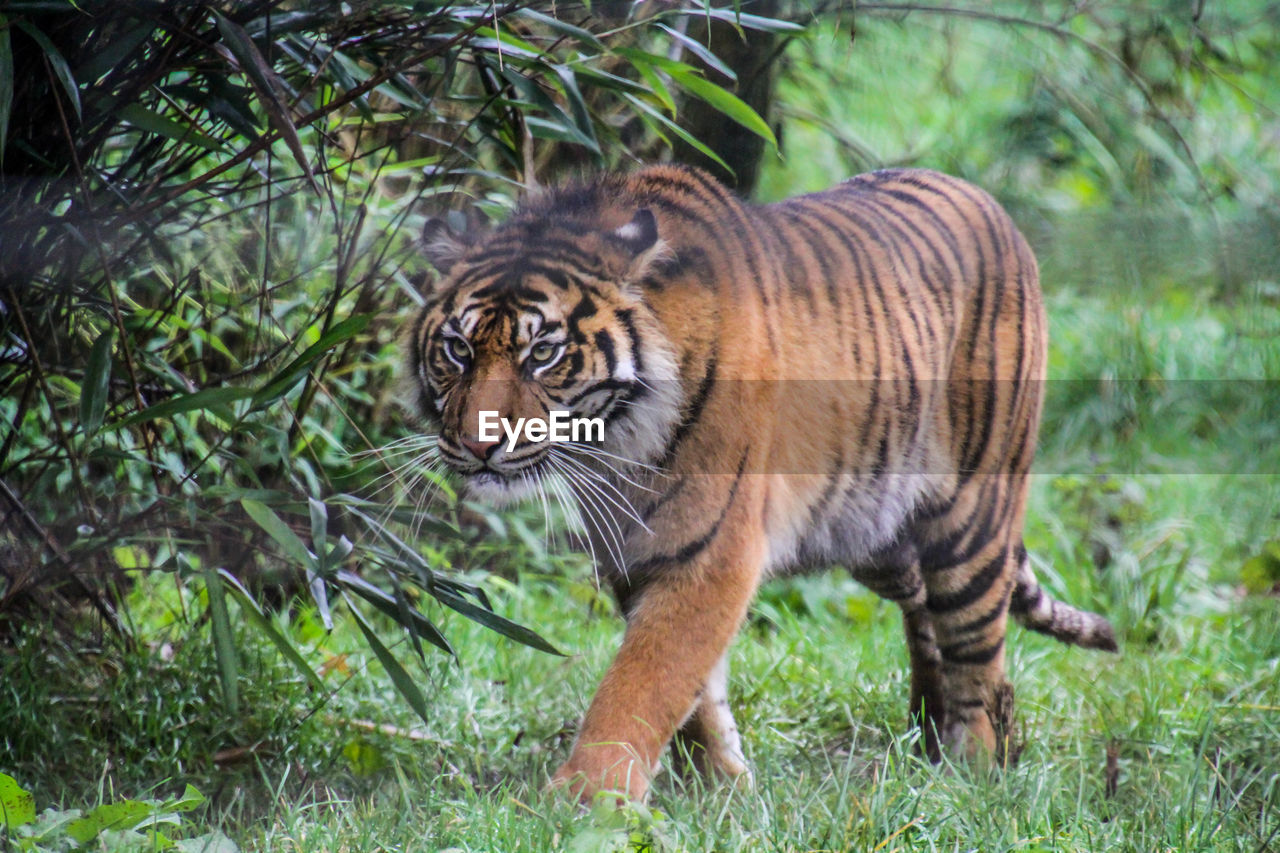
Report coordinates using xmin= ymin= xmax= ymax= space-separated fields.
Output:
xmin=433 ymin=586 xmax=562 ymax=656
xmin=344 ymin=592 xmax=433 ymax=725
xmin=626 ymin=59 xmax=677 ymax=115
xmin=241 ymin=498 xmax=316 ymax=569
xmin=337 ymin=570 xmax=453 ymax=657
xmin=667 ymin=68 xmax=777 ymax=148
xmin=502 ymin=67 xmax=600 ymax=154
xmin=76 ymin=21 xmax=154 ymax=83
xmin=308 ymin=497 xmax=328 ymax=573
xmin=471 ymin=26 xmax=545 ymax=60
xmin=552 ymin=64 xmax=600 ymax=152
xmin=16 ymin=19 xmax=81 ymax=120
xmin=571 ymin=65 xmax=652 ymax=97
xmin=196 ymin=559 xmax=240 ymax=717
xmin=250 ymin=314 xmax=371 ymax=408
xmin=393 ymin=581 xmax=427 ymax=663
xmin=623 ymin=92 xmax=734 ymax=174
xmin=80 ymin=328 xmax=114 ymax=435
xmin=342 ymin=502 xmax=453 ymax=575
xmin=218 ymin=568 xmax=326 ymax=693
xmin=167 ymin=79 xmax=261 ymax=143
xmin=108 ymin=386 xmax=253 ymax=431
xmin=309 ymin=568 xmax=333 ymax=631
xmin=655 ymin=23 xmax=737 ymax=82
xmin=514 ymin=8 xmax=605 ymax=51
xmin=112 ymin=102 xmax=224 ymax=151
xmin=215 ymin=12 xmax=316 ymax=189
xmin=670 ymin=8 xmax=805 ymax=33
xmin=0 ymin=19 xmax=12 ymax=167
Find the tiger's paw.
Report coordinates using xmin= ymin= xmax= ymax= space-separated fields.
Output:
xmin=937 ymin=682 xmax=1019 ymax=769
xmin=672 ymin=737 xmax=752 ymax=787
xmin=704 ymin=747 xmax=752 ymax=785
xmin=548 ymin=746 xmax=654 ymax=804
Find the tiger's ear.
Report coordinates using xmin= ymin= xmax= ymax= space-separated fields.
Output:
xmin=421 ymin=209 xmax=488 ymax=276
xmin=614 ymin=208 xmax=658 ymax=254
xmin=612 ymin=208 xmax=668 ymax=282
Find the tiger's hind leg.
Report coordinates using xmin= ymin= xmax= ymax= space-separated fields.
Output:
xmin=851 ymin=545 xmax=945 ymax=761
xmin=917 ymin=512 xmax=1021 ymax=764
xmin=901 ymin=598 xmax=945 ymax=762
xmin=670 ymin=652 xmax=750 ymax=784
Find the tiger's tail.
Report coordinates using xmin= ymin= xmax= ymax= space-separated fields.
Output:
xmin=1009 ymin=551 xmax=1118 ymax=652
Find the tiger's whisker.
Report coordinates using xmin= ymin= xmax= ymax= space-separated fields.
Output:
xmin=552 ymin=450 xmax=653 ymax=533
xmin=556 ymin=462 xmax=627 ymax=578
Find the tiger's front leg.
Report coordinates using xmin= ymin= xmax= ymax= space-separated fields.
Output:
xmin=550 ymin=536 xmax=763 ymax=803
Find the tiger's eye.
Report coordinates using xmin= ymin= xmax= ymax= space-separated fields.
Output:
xmin=444 ymin=337 xmax=470 ymax=364
xmin=529 ymin=342 xmax=559 ymax=365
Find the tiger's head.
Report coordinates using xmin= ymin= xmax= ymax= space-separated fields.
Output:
xmin=403 ymin=198 xmax=682 ymax=504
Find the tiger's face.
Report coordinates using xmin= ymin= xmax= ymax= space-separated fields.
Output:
xmin=405 ymin=208 xmax=681 ymax=503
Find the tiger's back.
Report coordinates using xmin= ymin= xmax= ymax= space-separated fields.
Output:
xmin=405 ymin=164 xmax=1115 ymax=802
xmin=752 ymin=169 xmax=1047 ymax=572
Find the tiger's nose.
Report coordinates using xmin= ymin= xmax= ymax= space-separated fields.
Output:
xmin=460 ymin=436 xmax=500 ymax=462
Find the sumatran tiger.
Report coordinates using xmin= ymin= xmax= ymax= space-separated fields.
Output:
xmin=402 ymin=164 xmax=1117 ymax=803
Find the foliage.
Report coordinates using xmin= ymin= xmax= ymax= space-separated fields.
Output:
xmin=0 ymin=774 xmax=231 ymax=852
xmin=0 ymin=0 xmax=785 ymax=714
xmin=1240 ymin=540 xmax=1280 ymax=596
xmin=763 ymin=1 xmax=1280 ymax=214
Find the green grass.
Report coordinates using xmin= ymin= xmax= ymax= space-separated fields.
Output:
xmin=8 ymin=567 xmax=1276 ymax=850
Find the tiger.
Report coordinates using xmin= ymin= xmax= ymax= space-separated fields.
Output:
xmin=403 ymin=164 xmax=1117 ymax=803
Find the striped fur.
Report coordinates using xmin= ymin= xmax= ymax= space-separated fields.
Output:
xmin=403 ymin=165 xmax=1116 ymax=801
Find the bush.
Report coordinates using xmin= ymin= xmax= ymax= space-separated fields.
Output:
xmin=0 ymin=0 xmax=784 ymax=708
